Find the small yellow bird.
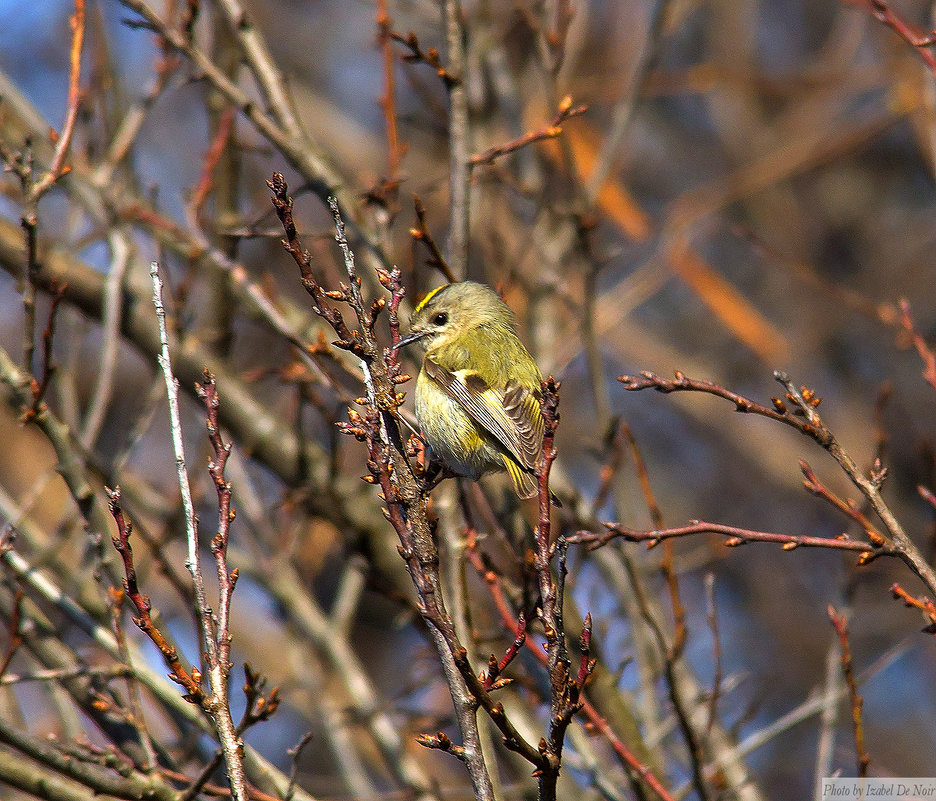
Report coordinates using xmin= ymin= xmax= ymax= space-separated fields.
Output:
xmin=395 ymin=281 xmax=544 ymax=498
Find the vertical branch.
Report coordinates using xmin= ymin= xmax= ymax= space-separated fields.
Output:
xmin=23 ymin=282 xmax=67 ymax=422
xmin=377 ymin=0 xmax=405 ymax=184
xmin=828 ymin=607 xmax=870 ymax=777
xmin=334 ymin=208 xmax=496 ymax=801
xmin=94 ymin=4 xmax=180 ymax=185
xmin=198 ymin=370 xmax=238 ymax=712
xmin=150 ymin=263 xmax=247 ymax=801
xmin=0 ymin=589 xmax=24 ymax=681
xmin=535 ymin=377 xmax=586 ymax=801
xmin=581 ymin=263 xmax=611 ymax=429
xmin=106 ymin=585 xmax=159 ymax=769
xmin=704 ymin=573 xmax=722 ymax=737
xmin=79 ymin=231 xmax=130 ymax=448
xmin=7 ymin=0 xmax=84 ymax=377
xmin=213 ymin=0 xmax=303 ymax=141
xmin=814 ymin=624 xmax=843 ymax=787
xmin=623 ymin=422 xmax=686 ymax=653
xmin=150 ymin=263 xmax=213 ymax=663
xmin=623 ymin=553 xmax=712 ymax=801
xmin=583 ymin=0 xmax=672 ymax=204
xmin=20 ymin=186 xmax=38 ymax=377
xmin=270 ymin=177 xmax=497 ymax=801
xmin=38 ymin=0 xmax=85 ymax=195
xmin=444 ymin=0 xmax=469 ymax=279
xmin=106 ymin=488 xmax=205 ymax=703
xmin=191 ymin=14 xmax=240 ymax=358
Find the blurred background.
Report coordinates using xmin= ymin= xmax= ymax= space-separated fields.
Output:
xmin=0 ymin=1 xmax=935 ymax=799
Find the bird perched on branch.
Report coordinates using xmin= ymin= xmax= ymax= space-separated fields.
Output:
xmin=395 ymin=281 xmax=545 ymax=499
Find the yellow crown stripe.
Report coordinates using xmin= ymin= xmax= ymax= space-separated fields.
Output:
xmin=414 ymin=284 xmax=449 ymax=313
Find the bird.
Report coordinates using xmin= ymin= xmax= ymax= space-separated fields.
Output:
xmin=394 ymin=281 xmax=545 ymax=499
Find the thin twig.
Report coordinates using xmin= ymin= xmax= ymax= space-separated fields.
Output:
xmin=584 ymin=0 xmax=672 ymax=203
xmin=29 ymin=0 xmax=85 ymax=200
xmin=106 ymin=584 xmax=159 ymax=769
xmin=704 ymin=574 xmax=722 ymax=739
xmin=583 ymin=700 xmax=676 ymax=801
xmin=898 ymin=298 xmax=936 ymax=393
xmin=411 ymin=195 xmax=455 ymax=282
xmin=389 ymin=29 xmax=457 ymax=87
xmin=869 ymin=0 xmax=936 ymax=76
xmin=198 ymin=371 xmax=237 ymax=688
xmin=93 ymin=35 xmax=180 ymax=186
xmin=285 ymin=731 xmax=315 ymax=801
xmin=151 ymin=264 xmax=214 ymax=662
xmin=533 ymin=378 xmax=594 ymax=801
xmin=2 ymin=537 xmax=314 ymax=801
xmin=774 ymin=369 xmax=936 ymax=592
xmin=890 ymin=582 xmax=936 ymax=633
xmin=106 ymin=488 xmax=204 ymax=703
xmin=828 ymin=607 xmax=870 ymax=776
xmin=622 ymin=552 xmax=711 ymax=801
xmin=570 ymin=520 xmax=880 ymax=555
xmin=118 ymin=0 xmax=369 ymax=260
xmin=621 ymin=421 xmax=686 ymax=653
xmin=470 ymin=97 xmax=587 ymax=168
xmin=377 ymin=0 xmax=405 ymax=185
xmin=2 ymin=0 xmax=83 ymax=380
xmin=3 ymin=0 xmax=82 ymax=382
xmin=23 ymin=282 xmax=68 ymax=422
xmin=189 ymin=106 xmax=235 ymax=225
xmin=799 ymin=460 xmax=886 ymax=546
xmin=0 ymin=345 xmax=115 ymax=548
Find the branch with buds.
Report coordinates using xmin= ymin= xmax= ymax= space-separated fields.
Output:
xmin=612 ymin=369 xmax=936 ymax=603
xmin=268 ymin=174 xmax=593 ymax=801
xmin=106 ymin=365 xmax=279 ymax=801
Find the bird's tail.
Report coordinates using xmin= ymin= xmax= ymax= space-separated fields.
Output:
xmin=502 ymin=455 xmax=539 ymax=499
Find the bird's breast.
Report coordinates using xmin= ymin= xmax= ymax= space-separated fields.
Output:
xmin=415 ymin=371 xmax=495 ymax=479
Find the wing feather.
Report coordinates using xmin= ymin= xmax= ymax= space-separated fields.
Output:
xmin=502 ymin=380 xmax=543 ymax=470
xmin=502 ymin=454 xmax=539 ymax=499
xmin=424 ymin=358 xmax=542 ymax=472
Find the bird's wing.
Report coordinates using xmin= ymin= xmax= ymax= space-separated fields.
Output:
xmin=501 ymin=379 xmax=544 ymax=470
xmin=423 ymin=357 xmax=542 ymax=471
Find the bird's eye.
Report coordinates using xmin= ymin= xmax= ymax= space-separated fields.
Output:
xmin=433 ymin=312 xmax=448 ymax=326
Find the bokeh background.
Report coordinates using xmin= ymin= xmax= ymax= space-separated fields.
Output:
xmin=0 ymin=1 xmax=935 ymax=799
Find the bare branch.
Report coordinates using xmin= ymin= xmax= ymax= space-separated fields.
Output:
xmin=828 ymin=607 xmax=870 ymax=777
xmin=151 ymin=262 xmax=247 ymax=801
xmin=470 ymin=97 xmax=588 ymax=168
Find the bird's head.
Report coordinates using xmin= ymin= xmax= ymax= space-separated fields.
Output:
xmin=394 ymin=281 xmax=513 ymax=352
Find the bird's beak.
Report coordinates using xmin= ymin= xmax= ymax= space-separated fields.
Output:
xmin=393 ymin=330 xmax=428 ymax=351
